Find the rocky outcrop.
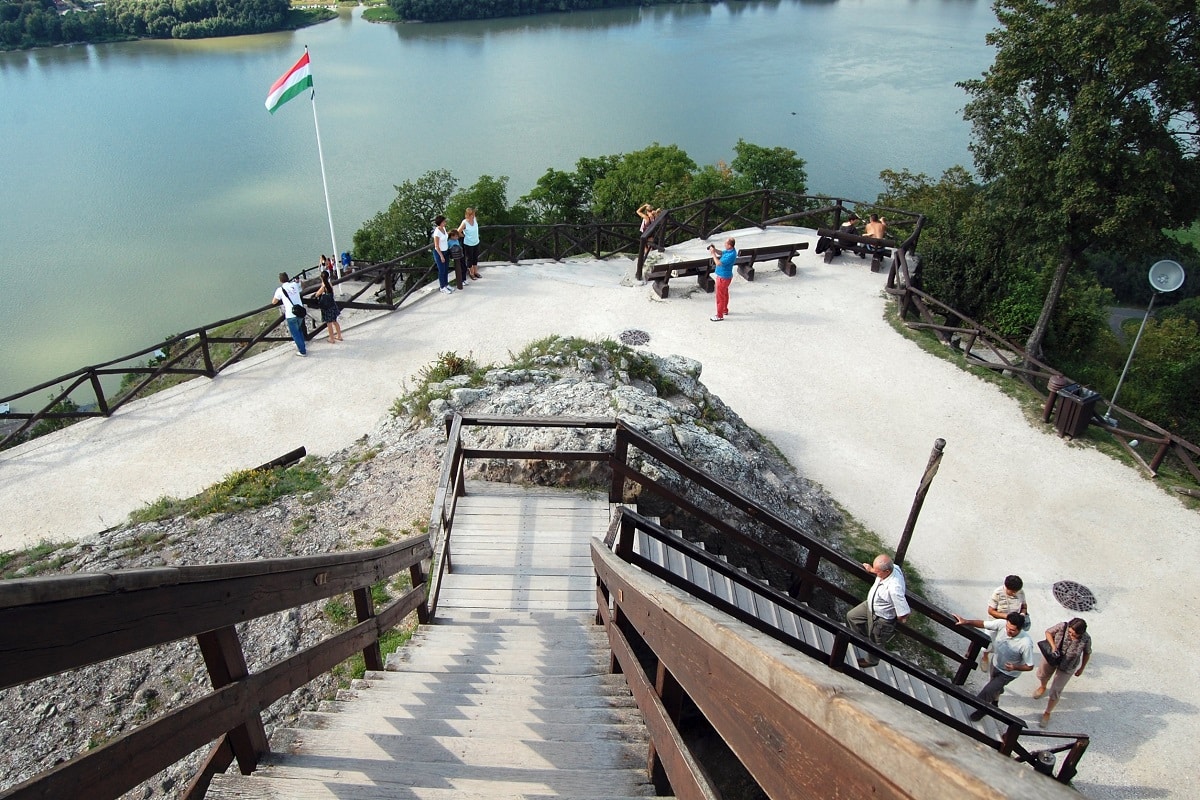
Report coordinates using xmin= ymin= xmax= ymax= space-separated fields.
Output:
xmin=0 ymin=339 xmax=844 ymax=799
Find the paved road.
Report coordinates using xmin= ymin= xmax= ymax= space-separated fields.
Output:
xmin=2 ymin=229 xmax=1197 ymax=798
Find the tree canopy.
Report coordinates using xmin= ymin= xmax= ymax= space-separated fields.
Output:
xmin=959 ymin=0 xmax=1200 ymax=359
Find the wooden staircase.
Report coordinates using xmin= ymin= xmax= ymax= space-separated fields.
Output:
xmin=207 ymin=485 xmax=661 ymax=800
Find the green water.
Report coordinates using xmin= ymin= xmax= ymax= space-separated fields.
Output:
xmin=0 ymin=1 xmax=997 ymax=401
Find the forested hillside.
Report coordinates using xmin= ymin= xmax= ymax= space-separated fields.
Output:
xmin=0 ymin=0 xmax=329 ymax=49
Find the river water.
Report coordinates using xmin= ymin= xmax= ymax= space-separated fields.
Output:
xmin=0 ymin=0 xmax=996 ymax=400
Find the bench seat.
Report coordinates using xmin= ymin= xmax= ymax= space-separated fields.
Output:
xmin=815 ymin=227 xmax=896 ymax=272
xmin=644 ymin=240 xmax=809 ymax=299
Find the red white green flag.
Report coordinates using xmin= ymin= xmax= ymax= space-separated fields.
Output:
xmin=265 ymin=51 xmax=314 ymax=114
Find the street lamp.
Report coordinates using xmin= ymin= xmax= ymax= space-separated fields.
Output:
xmin=1103 ymin=259 xmax=1186 ymax=423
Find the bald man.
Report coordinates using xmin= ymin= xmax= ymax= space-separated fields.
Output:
xmin=846 ymin=554 xmax=911 ymax=668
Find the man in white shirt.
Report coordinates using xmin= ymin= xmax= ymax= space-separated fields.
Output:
xmin=953 ymin=611 xmax=1035 ymax=720
xmin=846 ymin=554 xmax=911 ymax=668
xmin=271 ymin=272 xmax=307 ymax=356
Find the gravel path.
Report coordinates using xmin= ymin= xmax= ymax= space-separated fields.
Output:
xmin=2 ymin=228 xmax=1197 ymax=798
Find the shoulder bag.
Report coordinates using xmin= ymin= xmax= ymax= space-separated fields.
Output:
xmin=1037 ymin=625 xmax=1066 ymax=668
xmin=283 ymin=283 xmax=306 ymax=318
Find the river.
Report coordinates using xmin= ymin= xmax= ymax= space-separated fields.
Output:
xmin=0 ymin=0 xmax=997 ymax=401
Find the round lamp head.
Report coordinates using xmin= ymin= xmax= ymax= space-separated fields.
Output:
xmin=1148 ymin=260 xmax=1185 ymax=293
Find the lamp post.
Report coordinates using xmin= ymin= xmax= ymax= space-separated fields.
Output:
xmin=1104 ymin=260 xmax=1186 ymax=422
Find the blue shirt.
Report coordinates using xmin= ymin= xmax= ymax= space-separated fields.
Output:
xmin=714 ymin=247 xmax=737 ymax=279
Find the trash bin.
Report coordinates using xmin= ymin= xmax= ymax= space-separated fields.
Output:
xmin=1055 ymin=383 xmax=1101 ymax=438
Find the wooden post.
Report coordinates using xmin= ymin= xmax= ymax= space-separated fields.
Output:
xmin=894 ymin=438 xmax=946 ymax=567
xmin=198 ymin=330 xmax=216 ymax=377
xmin=649 ymin=661 xmax=685 ymax=795
xmin=353 ymin=586 xmax=384 ymax=672
xmin=610 ymin=429 xmax=629 ymax=503
xmin=195 ymin=626 xmax=270 ymax=774
xmin=89 ymin=368 xmax=110 ymax=417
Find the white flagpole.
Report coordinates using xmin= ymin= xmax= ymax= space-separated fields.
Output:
xmin=305 ymin=47 xmax=341 ymax=280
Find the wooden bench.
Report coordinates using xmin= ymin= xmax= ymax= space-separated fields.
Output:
xmin=644 ymin=241 xmax=809 ymax=299
xmin=815 ymin=227 xmax=896 ymax=272
xmin=732 ymin=242 xmax=810 ymax=282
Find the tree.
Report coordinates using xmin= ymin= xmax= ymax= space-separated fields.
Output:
xmin=960 ymin=0 xmax=1200 ymax=361
xmin=446 ymin=174 xmax=526 ymax=229
xmin=730 ymin=138 xmax=807 ymax=198
xmin=352 ymin=169 xmax=458 ymax=263
xmin=589 ymin=143 xmax=696 ymax=223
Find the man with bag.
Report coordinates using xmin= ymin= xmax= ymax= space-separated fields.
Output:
xmin=1033 ymin=618 xmax=1091 ymax=728
xmin=272 ymin=272 xmax=308 ymax=357
xmin=953 ymin=611 xmax=1035 ymax=721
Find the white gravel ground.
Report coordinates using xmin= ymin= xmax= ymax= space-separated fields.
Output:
xmin=2 ymin=227 xmax=1197 ymax=798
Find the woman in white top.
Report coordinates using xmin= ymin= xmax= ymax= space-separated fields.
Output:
xmin=432 ymin=215 xmax=453 ymax=293
xmin=458 ymin=207 xmax=482 ymax=280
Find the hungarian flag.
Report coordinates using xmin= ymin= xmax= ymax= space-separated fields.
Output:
xmin=265 ymin=51 xmax=313 ymax=114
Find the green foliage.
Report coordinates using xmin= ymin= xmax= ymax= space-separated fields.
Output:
xmin=959 ymin=0 xmax=1200 ymax=358
xmin=353 ymin=169 xmax=458 ymax=262
xmin=445 ymin=175 xmax=527 ymax=229
xmin=128 ymin=461 xmax=327 ymax=523
xmin=27 ymin=396 xmax=81 ymax=439
xmin=729 ymin=138 xmax=807 ymax=198
xmin=1161 ymin=298 xmax=1200 ymax=328
xmin=323 ymin=599 xmax=352 ymax=626
xmin=0 ymin=0 xmax=327 ymax=49
xmin=588 ymin=143 xmax=698 ymax=224
xmin=1 ymin=539 xmax=78 ymax=579
xmin=393 ymin=351 xmax=486 ymax=423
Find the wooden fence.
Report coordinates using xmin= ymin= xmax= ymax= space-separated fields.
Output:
xmin=0 ymin=536 xmax=432 ymax=800
xmin=884 ymin=251 xmax=1200 ymax=482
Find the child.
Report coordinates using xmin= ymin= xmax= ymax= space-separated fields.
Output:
xmin=446 ymin=229 xmax=467 ymax=290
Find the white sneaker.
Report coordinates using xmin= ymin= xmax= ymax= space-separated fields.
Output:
xmin=440 ymin=286 xmax=454 ymax=294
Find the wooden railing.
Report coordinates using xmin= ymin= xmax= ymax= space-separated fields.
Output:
xmin=884 ymin=250 xmax=1200 ymax=483
xmin=0 ymin=251 xmax=437 ymax=451
xmin=591 ymin=542 xmax=1085 ymax=799
xmin=604 ymin=507 xmax=1090 ymax=785
xmin=0 ymin=536 xmax=432 ymax=800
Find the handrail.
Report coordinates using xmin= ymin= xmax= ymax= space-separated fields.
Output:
xmin=0 ymin=536 xmax=432 ymax=799
xmin=591 ymin=542 xmax=1082 ymax=799
xmin=0 ymin=245 xmax=437 ymax=451
xmin=610 ymin=419 xmax=989 ymax=679
xmin=611 ymin=510 xmax=1024 ymax=748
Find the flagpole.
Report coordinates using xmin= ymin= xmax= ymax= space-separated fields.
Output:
xmin=305 ymin=48 xmax=340 ymax=280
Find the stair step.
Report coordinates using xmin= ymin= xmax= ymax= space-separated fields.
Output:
xmin=317 ymin=697 xmax=641 ymax=726
xmin=269 ymin=727 xmax=645 ymax=771
xmin=210 ymin=760 xmax=657 ymax=797
xmin=293 ymin=709 xmax=650 ymax=742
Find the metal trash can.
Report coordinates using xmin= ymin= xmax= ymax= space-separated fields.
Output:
xmin=1055 ymin=383 xmax=1101 ymax=438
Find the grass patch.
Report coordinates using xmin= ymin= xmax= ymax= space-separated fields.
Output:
xmin=129 ymin=460 xmax=328 ymax=524
xmin=392 ymin=351 xmax=487 ymax=423
xmin=1 ymin=539 xmax=79 ymax=579
xmin=323 ymin=599 xmax=353 ymax=626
